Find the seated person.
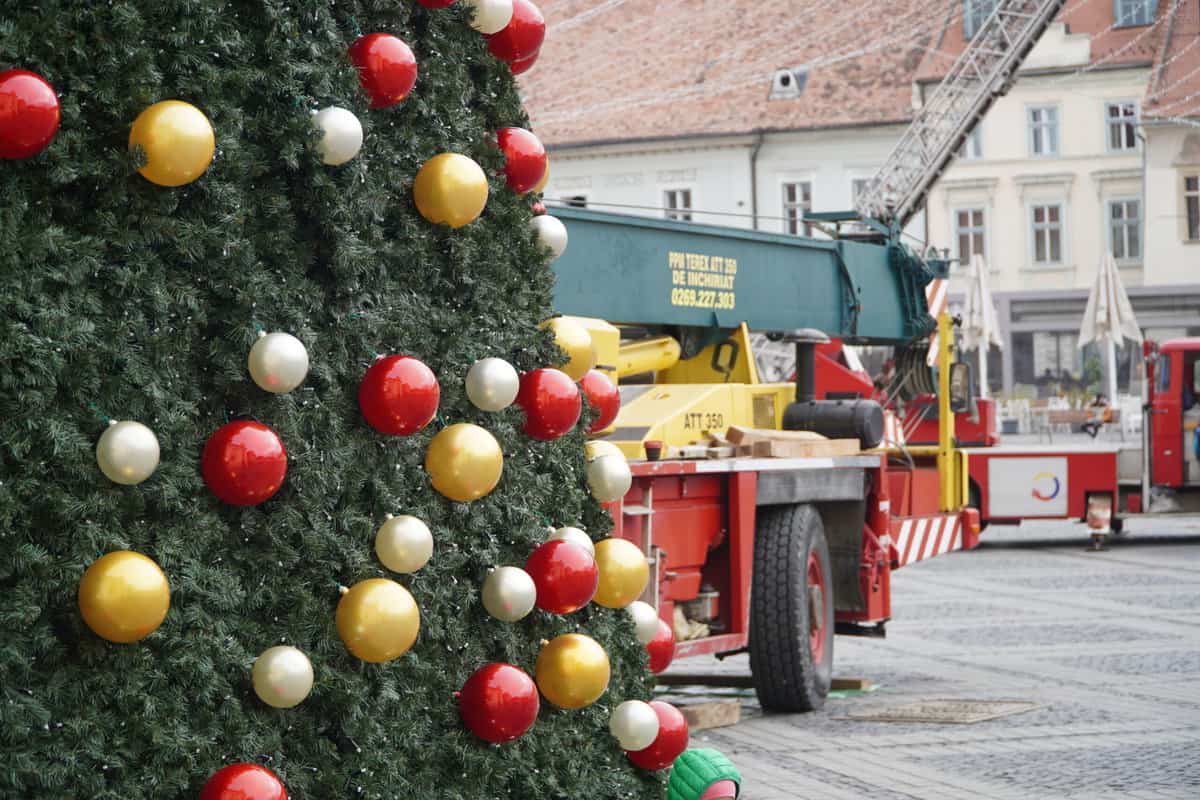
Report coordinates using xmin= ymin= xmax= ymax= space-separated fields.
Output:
xmin=1081 ymin=393 xmax=1112 ymax=438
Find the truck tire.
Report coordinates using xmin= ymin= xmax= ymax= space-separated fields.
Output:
xmin=749 ymin=503 xmax=834 ymax=712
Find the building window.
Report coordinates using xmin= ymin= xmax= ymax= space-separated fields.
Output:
xmin=1028 ymin=106 xmax=1060 ymax=157
xmin=959 ymin=126 xmax=983 ymax=160
xmin=663 ymin=189 xmax=692 ymax=222
xmin=1108 ymin=199 xmax=1141 ymax=262
xmin=955 ymin=208 xmax=986 ymax=265
xmin=1186 ymin=175 xmax=1199 ymax=241
xmin=1031 ymin=203 xmax=1064 ymax=264
xmin=782 ymin=181 xmax=813 ymax=236
xmin=1106 ymin=102 xmax=1139 ymax=151
xmin=1114 ymin=0 xmax=1157 ymax=28
xmin=963 ymin=0 xmax=998 ymax=38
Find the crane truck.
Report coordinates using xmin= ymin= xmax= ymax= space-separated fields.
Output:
xmin=537 ymin=0 xmax=1199 ymax=712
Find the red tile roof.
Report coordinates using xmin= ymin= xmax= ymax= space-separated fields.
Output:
xmin=1144 ymin=0 xmax=1200 ymax=119
xmin=520 ymin=0 xmax=939 ymax=148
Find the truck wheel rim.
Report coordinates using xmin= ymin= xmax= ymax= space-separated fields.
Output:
xmin=807 ymin=551 xmax=827 ymax=663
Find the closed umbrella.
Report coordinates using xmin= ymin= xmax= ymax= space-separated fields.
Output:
xmin=960 ymin=254 xmax=1003 ymax=398
xmin=1078 ymin=252 xmax=1142 ymax=403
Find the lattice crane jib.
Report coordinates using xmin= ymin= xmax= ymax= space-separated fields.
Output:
xmin=855 ymin=0 xmax=1070 ymax=230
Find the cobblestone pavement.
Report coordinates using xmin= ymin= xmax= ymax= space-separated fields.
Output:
xmin=660 ymin=517 xmax=1200 ymax=800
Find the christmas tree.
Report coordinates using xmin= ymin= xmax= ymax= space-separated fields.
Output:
xmin=0 ymin=2 xmax=682 ymax=797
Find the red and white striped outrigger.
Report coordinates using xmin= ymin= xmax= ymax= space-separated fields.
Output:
xmin=888 ymin=514 xmax=969 ymax=568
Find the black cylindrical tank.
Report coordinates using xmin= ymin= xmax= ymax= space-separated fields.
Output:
xmin=783 ymin=398 xmax=885 ymax=450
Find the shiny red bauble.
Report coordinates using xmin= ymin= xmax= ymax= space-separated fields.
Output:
xmin=416 ymin=0 xmax=457 ymax=6
xmin=509 ymin=48 xmax=541 ymax=75
xmin=358 ymin=355 xmax=440 ymax=436
xmin=201 ymin=421 xmax=288 ymax=506
xmin=349 ymin=33 xmax=418 ymax=109
xmin=497 ymin=127 xmax=547 ymax=194
xmin=200 ymin=763 xmax=288 ymax=800
xmin=487 ymin=0 xmax=545 ymax=64
xmin=525 ymin=539 xmax=598 ymax=614
xmin=531 ymin=201 xmax=547 ymax=215
xmin=581 ymin=369 xmax=620 ymax=433
xmin=458 ymin=663 xmax=540 ymax=743
xmin=0 ymin=70 xmax=61 ymax=159
xmin=626 ymin=701 xmax=689 ymax=770
xmin=646 ymin=618 xmax=676 ymax=674
xmin=516 ymin=368 xmax=581 ymax=441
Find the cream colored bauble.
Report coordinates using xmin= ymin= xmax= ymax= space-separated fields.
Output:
xmin=313 ymin=106 xmax=364 ymax=166
xmin=585 ymin=439 xmax=625 ymax=463
xmin=465 ymin=357 xmax=520 ymax=412
xmin=481 ymin=566 xmax=538 ymax=622
xmin=252 ymin=645 xmax=314 ymax=709
xmin=375 ymin=514 xmax=434 ymax=574
xmin=587 ymin=454 xmax=632 ymax=503
xmin=247 ymin=331 xmax=310 ymax=394
xmin=627 ymin=601 xmax=661 ymax=645
xmin=550 ymin=525 xmax=595 ymax=557
xmin=609 ymin=699 xmax=660 ymax=751
xmin=96 ymin=420 xmax=160 ymax=485
xmin=466 ymin=0 xmax=514 ymax=34
xmin=531 ymin=214 xmax=568 ymax=260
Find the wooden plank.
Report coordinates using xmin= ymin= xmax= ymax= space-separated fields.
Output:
xmin=726 ymin=425 xmax=829 ymax=445
xmin=831 ymin=677 xmax=874 ymax=691
xmin=678 ymin=700 xmax=740 ymax=732
xmin=750 ymin=438 xmax=860 ymax=459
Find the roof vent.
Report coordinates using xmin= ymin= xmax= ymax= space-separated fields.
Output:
xmin=770 ymin=65 xmax=809 ymax=100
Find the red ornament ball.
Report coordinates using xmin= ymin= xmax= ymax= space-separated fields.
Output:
xmin=200 ymin=763 xmax=288 ymax=800
xmin=416 ymin=0 xmax=457 ymax=6
xmin=349 ymin=33 xmax=418 ymax=109
xmin=646 ymin=618 xmax=676 ymax=674
xmin=626 ymin=701 xmax=689 ymax=770
xmin=516 ymin=368 xmax=581 ymax=441
xmin=509 ymin=48 xmax=541 ymax=75
xmin=487 ymin=0 xmax=545 ymax=64
xmin=531 ymin=201 xmax=547 ymax=215
xmin=201 ymin=421 xmax=288 ymax=506
xmin=525 ymin=539 xmax=598 ymax=614
xmin=497 ymin=127 xmax=547 ymax=194
xmin=359 ymin=355 xmax=440 ymax=436
xmin=580 ymin=369 xmax=620 ymax=433
xmin=0 ymin=69 xmax=61 ymax=160
xmin=458 ymin=663 xmax=540 ymax=743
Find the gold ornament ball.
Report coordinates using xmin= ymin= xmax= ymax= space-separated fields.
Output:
xmin=374 ymin=514 xmax=434 ymax=574
xmin=252 ymin=645 xmax=314 ymax=709
xmin=425 ymin=423 xmax=504 ymax=503
xmin=584 ymin=440 xmax=625 ymax=463
xmin=535 ymin=633 xmax=611 ymax=710
xmin=593 ymin=538 xmax=649 ymax=609
xmin=336 ymin=579 xmax=420 ymax=663
xmin=413 ymin=153 xmax=489 ymax=228
xmin=587 ymin=454 xmax=633 ymax=503
xmin=540 ymin=317 xmax=596 ymax=382
xmin=128 ymin=100 xmax=215 ymax=187
xmin=78 ymin=551 xmax=170 ymax=643
xmin=96 ymin=420 xmax=160 ymax=485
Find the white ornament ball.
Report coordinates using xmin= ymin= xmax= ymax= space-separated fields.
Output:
xmin=96 ymin=420 xmax=160 ymax=486
xmin=466 ymin=0 xmax=514 ymax=34
xmin=313 ymin=106 xmax=364 ymax=166
xmin=610 ymin=700 xmax=661 ymax=751
xmin=375 ymin=515 xmax=434 ymax=574
xmin=252 ymin=645 xmax=314 ymax=709
xmin=550 ymin=525 xmax=595 ymax=558
xmin=465 ymin=357 xmax=520 ymax=412
xmin=481 ymin=566 xmax=537 ymax=622
xmin=627 ymin=601 xmax=661 ymax=645
xmin=587 ymin=454 xmax=632 ymax=503
xmin=248 ymin=331 xmax=310 ymax=394
xmin=531 ymin=214 xmax=568 ymax=260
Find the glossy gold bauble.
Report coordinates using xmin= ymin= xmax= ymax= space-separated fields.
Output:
xmin=129 ymin=100 xmax=215 ymax=187
xmin=78 ymin=551 xmax=170 ymax=643
xmin=413 ymin=153 xmax=489 ymax=228
xmin=592 ymin=537 xmax=649 ymax=609
xmin=540 ymin=317 xmax=595 ymax=382
xmin=425 ymin=423 xmax=504 ymax=502
xmin=535 ymin=633 xmax=611 ymax=710
xmin=335 ymin=579 xmax=420 ymax=663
